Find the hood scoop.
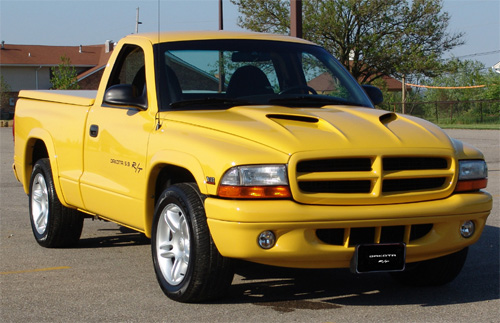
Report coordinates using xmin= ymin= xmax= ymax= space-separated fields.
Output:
xmin=267 ymin=114 xmax=319 ymax=123
xmin=379 ymin=112 xmax=398 ymax=124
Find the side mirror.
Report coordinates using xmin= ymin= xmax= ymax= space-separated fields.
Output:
xmin=103 ymin=84 xmax=147 ymax=110
xmin=362 ymin=85 xmax=383 ymax=106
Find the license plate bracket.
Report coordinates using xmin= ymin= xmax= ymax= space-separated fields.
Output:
xmin=351 ymin=243 xmax=406 ymax=273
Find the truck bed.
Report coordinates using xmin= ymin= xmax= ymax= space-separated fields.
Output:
xmin=18 ymin=90 xmax=97 ymax=106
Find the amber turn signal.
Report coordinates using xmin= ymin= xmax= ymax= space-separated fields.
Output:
xmin=218 ymin=185 xmax=291 ymax=199
xmin=454 ymin=178 xmax=488 ymax=192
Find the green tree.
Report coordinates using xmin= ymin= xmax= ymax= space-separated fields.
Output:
xmin=1 ymin=74 xmax=12 ymax=110
xmin=483 ymin=70 xmax=500 ymax=102
xmin=422 ymin=59 xmax=500 ymax=123
xmin=423 ymin=59 xmax=496 ymax=102
xmin=50 ymin=54 xmax=80 ymax=89
xmin=231 ymin=0 xmax=463 ymax=83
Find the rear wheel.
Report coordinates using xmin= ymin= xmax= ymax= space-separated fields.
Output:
xmin=151 ymin=183 xmax=233 ymax=302
xmin=390 ymin=248 xmax=468 ymax=286
xmin=29 ymin=158 xmax=84 ymax=247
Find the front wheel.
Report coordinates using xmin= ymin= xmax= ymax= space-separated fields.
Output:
xmin=390 ymin=248 xmax=468 ymax=286
xmin=29 ymin=158 xmax=84 ymax=248
xmin=151 ymin=183 xmax=233 ymax=302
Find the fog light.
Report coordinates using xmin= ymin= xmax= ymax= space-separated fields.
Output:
xmin=460 ymin=221 xmax=475 ymax=238
xmin=258 ymin=231 xmax=276 ymax=249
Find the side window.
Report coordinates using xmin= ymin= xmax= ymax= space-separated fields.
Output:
xmin=107 ymin=45 xmax=146 ymax=94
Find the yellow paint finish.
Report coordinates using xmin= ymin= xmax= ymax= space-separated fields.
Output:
xmin=126 ymin=30 xmax=315 ymax=46
xmin=206 ymin=195 xmax=490 ymax=268
xmin=13 ymin=97 xmax=90 ymax=208
xmin=19 ymin=90 xmax=96 ymax=106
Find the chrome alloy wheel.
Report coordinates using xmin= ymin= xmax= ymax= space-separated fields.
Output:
xmin=156 ymin=203 xmax=191 ymax=285
xmin=31 ymin=173 xmax=49 ymax=235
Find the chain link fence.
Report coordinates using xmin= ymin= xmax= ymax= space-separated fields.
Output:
xmin=379 ymin=99 xmax=500 ymax=125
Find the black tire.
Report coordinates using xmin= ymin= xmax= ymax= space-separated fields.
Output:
xmin=151 ymin=183 xmax=233 ymax=303
xmin=29 ymin=158 xmax=84 ymax=248
xmin=390 ymin=247 xmax=468 ymax=286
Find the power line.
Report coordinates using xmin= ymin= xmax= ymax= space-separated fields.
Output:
xmin=452 ymin=50 xmax=500 ymax=59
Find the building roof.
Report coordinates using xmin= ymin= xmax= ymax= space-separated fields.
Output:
xmin=0 ymin=43 xmax=112 ymax=67
xmin=381 ymin=75 xmax=408 ymax=91
xmin=307 ymin=72 xmax=408 ymax=92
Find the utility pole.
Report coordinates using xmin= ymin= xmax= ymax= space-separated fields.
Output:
xmin=401 ymin=75 xmax=406 ymax=114
xmin=219 ymin=0 xmax=224 ymax=31
xmin=135 ymin=7 xmax=142 ymax=34
xmin=218 ymin=0 xmax=225 ymax=93
xmin=290 ymin=0 xmax=302 ymax=38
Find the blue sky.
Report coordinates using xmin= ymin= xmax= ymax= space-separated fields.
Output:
xmin=1 ymin=0 xmax=499 ymax=67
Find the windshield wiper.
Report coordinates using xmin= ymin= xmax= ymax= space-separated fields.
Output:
xmin=170 ymin=97 xmax=251 ymax=109
xmin=268 ymin=95 xmax=360 ymax=107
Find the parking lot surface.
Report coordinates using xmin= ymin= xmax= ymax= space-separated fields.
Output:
xmin=1 ymin=127 xmax=499 ymax=322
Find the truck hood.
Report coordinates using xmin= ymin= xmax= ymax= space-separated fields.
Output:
xmin=163 ymin=105 xmax=454 ymax=154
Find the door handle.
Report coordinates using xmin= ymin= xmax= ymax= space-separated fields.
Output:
xmin=90 ymin=125 xmax=99 ymax=137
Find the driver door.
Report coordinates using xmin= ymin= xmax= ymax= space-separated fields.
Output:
xmin=80 ymin=44 xmax=153 ymax=230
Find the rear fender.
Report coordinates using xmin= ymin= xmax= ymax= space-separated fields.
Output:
xmin=23 ymin=128 xmax=68 ymax=207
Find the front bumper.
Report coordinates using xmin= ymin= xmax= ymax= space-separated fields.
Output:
xmin=205 ymin=192 xmax=492 ymax=268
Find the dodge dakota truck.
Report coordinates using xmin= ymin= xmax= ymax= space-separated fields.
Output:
xmin=13 ymin=31 xmax=492 ymax=303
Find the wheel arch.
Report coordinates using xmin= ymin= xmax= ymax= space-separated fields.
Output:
xmin=22 ymin=129 xmax=64 ymax=203
xmin=144 ymin=150 xmax=208 ymax=238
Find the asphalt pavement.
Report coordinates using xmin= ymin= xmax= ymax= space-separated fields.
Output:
xmin=1 ymin=127 xmax=499 ymax=322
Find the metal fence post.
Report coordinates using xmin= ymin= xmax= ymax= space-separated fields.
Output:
xmin=435 ymin=102 xmax=438 ymax=123
xmin=480 ymin=102 xmax=483 ymax=123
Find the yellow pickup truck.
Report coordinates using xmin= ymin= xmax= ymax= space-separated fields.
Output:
xmin=13 ymin=31 xmax=492 ymax=303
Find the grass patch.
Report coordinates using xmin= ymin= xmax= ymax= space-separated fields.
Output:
xmin=437 ymin=124 xmax=500 ymax=130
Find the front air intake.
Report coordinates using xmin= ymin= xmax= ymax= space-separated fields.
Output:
xmin=291 ymin=153 xmax=454 ymax=205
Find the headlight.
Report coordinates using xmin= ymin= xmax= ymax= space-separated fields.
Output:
xmin=219 ymin=165 xmax=291 ymax=198
xmin=221 ymin=165 xmax=288 ymax=186
xmin=455 ymin=160 xmax=488 ymax=192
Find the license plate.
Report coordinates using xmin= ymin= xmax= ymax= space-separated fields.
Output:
xmin=351 ymin=243 xmax=406 ymax=273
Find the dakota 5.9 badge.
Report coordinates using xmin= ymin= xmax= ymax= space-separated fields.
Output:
xmin=110 ymin=159 xmax=143 ymax=173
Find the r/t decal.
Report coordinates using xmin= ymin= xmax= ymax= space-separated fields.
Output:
xmin=132 ymin=162 xmax=143 ymax=173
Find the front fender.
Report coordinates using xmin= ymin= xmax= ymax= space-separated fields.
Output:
xmin=148 ymin=149 xmax=208 ymax=193
xmin=143 ymin=149 xmax=208 ymax=238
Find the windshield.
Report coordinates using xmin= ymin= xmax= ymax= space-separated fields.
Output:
xmin=155 ymin=39 xmax=373 ymax=110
